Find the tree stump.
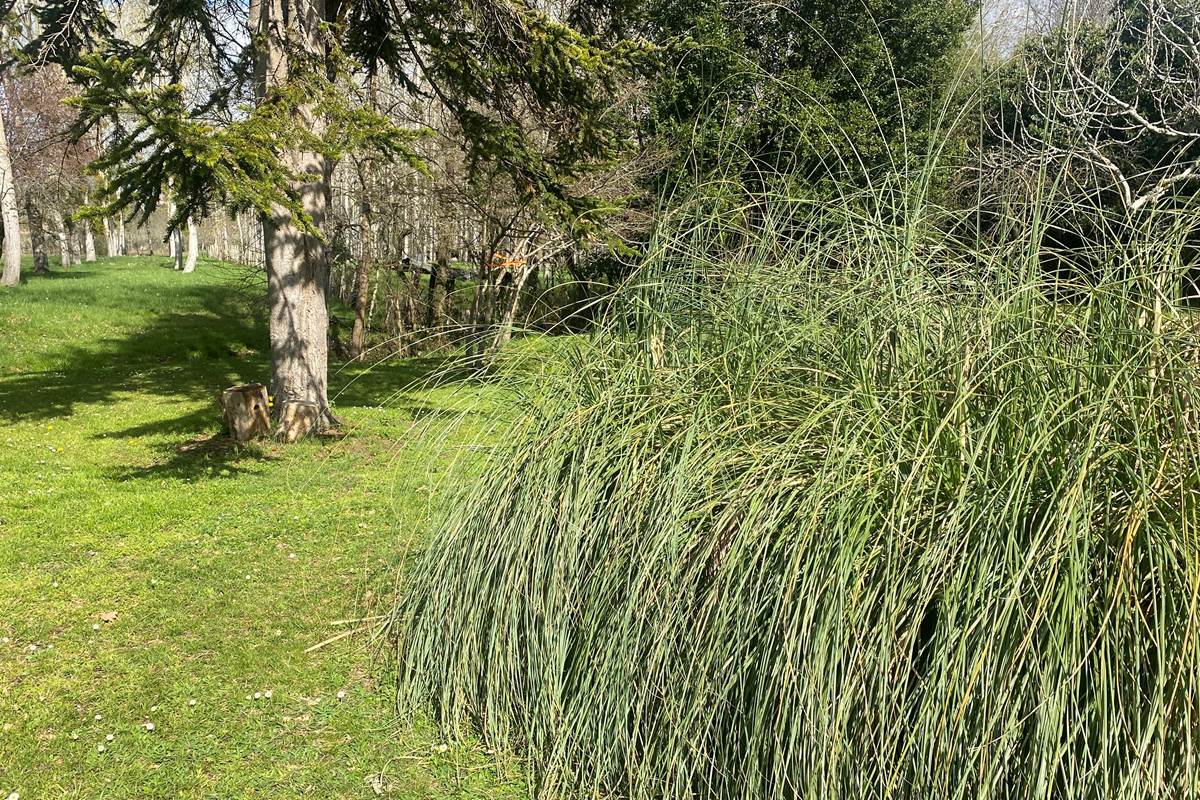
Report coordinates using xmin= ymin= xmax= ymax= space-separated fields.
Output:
xmin=220 ymin=383 xmax=271 ymax=442
xmin=276 ymin=400 xmax=319 ymax=443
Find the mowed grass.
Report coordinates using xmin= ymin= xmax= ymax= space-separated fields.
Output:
xmin=0 ymin=257 xmax=524 ymax=799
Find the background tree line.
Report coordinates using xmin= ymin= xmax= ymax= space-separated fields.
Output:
xmin=0 ymin=0 xmax=1195 ymax=437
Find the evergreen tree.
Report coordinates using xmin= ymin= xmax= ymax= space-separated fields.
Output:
xmin=26 ymin=0 xmax=652 ymax=438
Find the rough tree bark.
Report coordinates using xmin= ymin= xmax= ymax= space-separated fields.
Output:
xmin=25 ymin=200 xmax=49 ymax=275
xmin=0 ymin=111 xmax=21 ymax=287
xmin=253 ymin=0 xmax=336 ymax=438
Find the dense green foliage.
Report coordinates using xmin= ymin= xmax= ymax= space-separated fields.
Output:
xmin=391 ymin=183 xmax=1200 ymax=799
xmin=27 ymin=0 xmax=656 ymax=233
xmin=642 ymin=0 xmax=976 ymax=189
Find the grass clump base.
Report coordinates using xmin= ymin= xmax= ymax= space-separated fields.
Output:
xmin=391 ymin=189 xmax=1200 ymax=800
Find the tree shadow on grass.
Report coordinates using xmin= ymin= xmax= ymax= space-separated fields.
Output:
xmin=0 ymin=265 xmax=495 ymax=482
xmin=14 ymin=270 xmax=96 ymax=283
xmin=0 ymin=282 xmax=269 ymax=425
xmin=108 ymin=431 xmax=281 ymax=482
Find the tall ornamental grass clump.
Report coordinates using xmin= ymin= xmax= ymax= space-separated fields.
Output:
xmin=389 ymin=187 xmax=1200 ymax=799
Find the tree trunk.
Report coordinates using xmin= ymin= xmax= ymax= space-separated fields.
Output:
xmin=103 ymin=216 xmax=114 ymax=256
xmin=184 ymin=216 xmax=198 ymax=272
xmin=349 ymin=160 xmax=373 ymax=360
xmin=426 ymin=192 xmax=452 ymax=346
xmin=0 ymin=111 xmax=21 ymax=287
xmin=405 ymin=259 xmax=420 ymax=349
xmin=117 ymin=216 xmax=126 ymax=255
xmin=486 ymin=261 xmax=536 ymax=361
xmin=425 ymin=252 xmax=446 ymax=333
xmin=253 ymin=0 xmax=335 ymax=438
xmin=25 ymin=200 xmax=48 ymax=275
xmin=235 ymin=213 xmax=247 ymax=263
xmin=54 ymin=211 xmax=72 ymax=267
xmin=83 ymin=216 xmax=97 ymax=262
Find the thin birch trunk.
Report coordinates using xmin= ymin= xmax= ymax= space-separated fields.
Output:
xmin=350 ymin=154 xmax=374 ymax=359
xmin=25 ymin=199 xmax=48 ymax=275
xmin=54 ymin=211 xmax=72 ymax=267
xmin=184 ymin=216 xmax=198 ymax=272
xmin=0 ymin=110 xmax=22 ymax=287
xmin=83 ymin=209 xmax=97 ymax=262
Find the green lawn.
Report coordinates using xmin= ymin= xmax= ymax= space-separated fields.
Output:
xmin=0 ymin=257 xmax=523 ymax=798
